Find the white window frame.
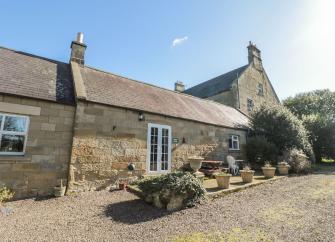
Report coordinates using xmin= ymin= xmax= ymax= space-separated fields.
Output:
xmin=0 ymin=112 xmax=29 ymax=156
xmin=229 ymin=135 xmax=240 ymax=151
xmin=146 ymin=123 xmax=172 ymax=174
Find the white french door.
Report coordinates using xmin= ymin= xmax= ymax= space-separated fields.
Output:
xmin=147 ymin=123 xmax=172 ymax=173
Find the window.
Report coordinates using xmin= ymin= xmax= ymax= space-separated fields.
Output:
xmin=0 ymin=113 xmax=29 ymax=155
xmin=229 ymin=135 xmax=240 ymax=150
xmin=257 ymin=83 xmax=264 ymax=96
xmin=247 ymin=98 xmax=254 ymax=111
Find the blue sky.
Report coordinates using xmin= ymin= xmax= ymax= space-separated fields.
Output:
xmin=1 ymin=0 xmax=334 ymax=100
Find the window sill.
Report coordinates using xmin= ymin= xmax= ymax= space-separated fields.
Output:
xmin=0 ymin=155 xmax=32 ymax=163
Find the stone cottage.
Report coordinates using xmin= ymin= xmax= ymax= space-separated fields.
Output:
xmin=0 ymin=33 xmax=249 ymax=198
xmin=183 ymin=42 xmax=280 ymax=115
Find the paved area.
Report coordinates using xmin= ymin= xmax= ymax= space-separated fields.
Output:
xmin=1 ymin=168 xmax=335 ymax=242
xmin=203 ymin=175 xmax=285 ymax=197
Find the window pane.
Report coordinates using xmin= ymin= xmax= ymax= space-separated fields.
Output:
xmin=233 ymin=141 xmax=238 ymax=150
xmin=4 ymin=116 xmax=27 ymax=132
xmin=0 ymin=115 xmax=3 ymax=129
xmin=0 ymin=134 xmax=25 ymax=152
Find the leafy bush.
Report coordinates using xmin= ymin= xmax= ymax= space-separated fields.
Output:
xmin=284 ymin=89 xmax=335 ymax=163
xmin=282 ymin=148 xmax=311 ymax=174
xmin=246 ymin=136 xmax=278 ymax=165
xmin=0 ymin=186 xmax=14 ymax=204
xmin=250 ymin=104 xmax=314 ymax=162
xmin=134 ymin=171 xmax=206 ymax=208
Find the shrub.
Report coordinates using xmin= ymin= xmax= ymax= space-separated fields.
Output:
xmin=250 ymin=104 xmax=314 ymax=161
xmin=246 ymin=136 xmax=278 ymax=165
xmin=282 ymin=148 xmax=311 ymax=174
xmin=0 ymin=186 xmax=14 ymax=204
xmin=133 ymin=171 xmax=206 ymax=208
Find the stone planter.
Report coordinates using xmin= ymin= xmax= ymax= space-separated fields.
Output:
xmin=215 ymin=173 xmax=231 ymax=189
xmin=262 ymin=167 xmax=276 ymax=179
xmin=277 ymin=163 xmax=290 ymax=175
xmin=54 ymin=186 xmax=66 ymax=197
xmin=240 ymin=170 xmax=255 ymax=183
xmin=188 ymin=156 xmax=204 ymax=172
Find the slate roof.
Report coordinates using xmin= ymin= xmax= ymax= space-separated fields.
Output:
xmin=183 ymin=65 xmax=249 ymax=98
xmin=79 ymin=66 xmax=249 ymax=129
xmin=0 ymin=47 xmax=75 ymax=105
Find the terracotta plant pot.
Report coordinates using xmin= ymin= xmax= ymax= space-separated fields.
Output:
xmin=262 ymin=167 xmax=276 ymax=179
xmin=277 ymin=163 xmax=290 ymax=175
xmin=215 ymin=173 xmax=231 ymax=189
xmin=240 ymin=170 xmax=255 ymax=183
xmin=54 ymin=186 xmax=66 ymax=197
xmin=188 ymin=156 xmax=204 ymax=172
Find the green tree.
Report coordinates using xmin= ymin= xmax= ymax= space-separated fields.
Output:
xmin=246 ymin=136 xmax=278 ymax=165
xmin=284 ymin=89 xmax=335 ymax=162
xmin=250 ymin=104 xmax=314 ymax=161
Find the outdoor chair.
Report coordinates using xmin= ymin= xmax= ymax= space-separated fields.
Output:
xmin=226 ymin=155 xmax=239 ymax=175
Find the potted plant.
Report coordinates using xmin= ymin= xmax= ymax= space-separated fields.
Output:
xmin=240 ymin=165 xmax=255 ymax=183
xmin=188 ymin=156 xmax=204 ymax=173
xmin=54 ymin=179 xmax=66 ymax=197
xmin=215 ymin=172 xmax=231 ymax=189
xmin=262 ymin=162 xmax=276 ymax=179
xmin=277 ymin=161 xmax=290 ymax=175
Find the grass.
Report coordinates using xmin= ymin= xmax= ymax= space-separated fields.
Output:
xmin=321 ymin=158 xmax=335 ymax=163
xmin=171 ymin=228 xmax=275 ymax=242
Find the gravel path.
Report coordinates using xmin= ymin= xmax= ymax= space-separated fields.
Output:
xmin=1 ymin=170 xmax=335 ymax=242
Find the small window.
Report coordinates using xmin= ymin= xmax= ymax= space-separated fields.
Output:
xmin=229 ymin=135 xmax=240 ymax=150
xmin=247 ymin=98 xmax=254 ymax=111
xmin=0 ymin=113 xmax=29 ymax=155
xmin=257 ymin=83 xmax=264 ymax=96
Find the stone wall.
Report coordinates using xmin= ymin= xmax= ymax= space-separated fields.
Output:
xmin=237 ymin=67 xmax=279 ymax=114
xmin=69 ymin=101 xmax=247 ymax=192
xmin=0 ymin=94 xmax=75 ymax=198
xmin=204 ymin=65 xmax=279 ymax=115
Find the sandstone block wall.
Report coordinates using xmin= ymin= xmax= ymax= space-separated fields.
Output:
xmin=204 ymin=66 xmax=279 ymax=115
xmin=69 ymin=101 xmax=247 ymax=192
xmin=0 ymin=94 xmax=75 ymax=198
xmin=237 ymin=67 xmax=279 ymax=114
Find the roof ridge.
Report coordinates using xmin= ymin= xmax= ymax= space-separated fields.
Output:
xmin=0 ymin=45 xmax=68 ymax=65
xmin=185 ymin=64 xmax=249 ymax=92
xmin=83 ymin=65 xmax=247 ymax=115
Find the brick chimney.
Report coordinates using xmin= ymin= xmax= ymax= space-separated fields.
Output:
xmin=70 ymin=32 xmax=86 ymax=65
xmin=247 ymin=41 xmax=262 ymax=70
xmin=174 ymin=81 xmax=185 ymax=92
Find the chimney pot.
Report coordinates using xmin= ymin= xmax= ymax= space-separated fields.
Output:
xmin=175 ymin=81 xmax=185 ymax=92
xmin=77 ymin=32 xmax=84 ymax=43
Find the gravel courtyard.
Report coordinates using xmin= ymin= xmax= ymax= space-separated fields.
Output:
xmin=1 ymin=169 xmax=335 ymax=242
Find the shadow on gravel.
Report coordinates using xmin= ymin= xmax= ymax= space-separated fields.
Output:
xmin=104 ymin=198 xmax=171 ymax=224
xmin=34 ymin=195 xmax=56 ymax=201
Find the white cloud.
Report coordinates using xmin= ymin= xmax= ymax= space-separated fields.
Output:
xmin=172 ymin=36 xmax=188 ymax=47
